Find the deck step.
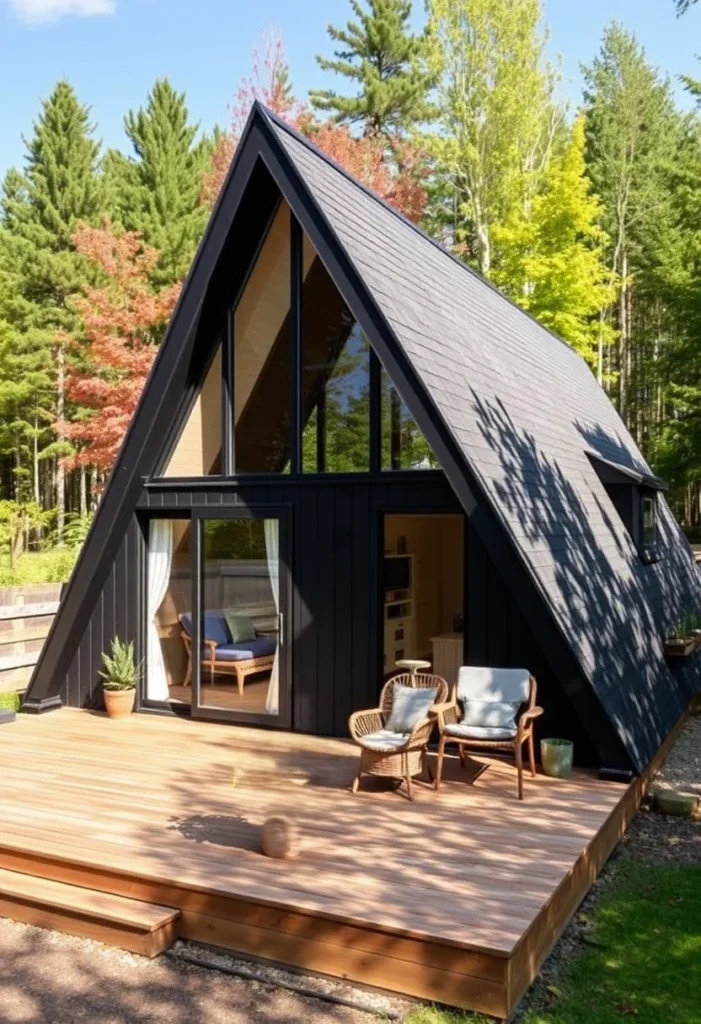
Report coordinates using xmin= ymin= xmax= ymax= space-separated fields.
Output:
xmin=0 ymin=866 xmax=180 ymax=957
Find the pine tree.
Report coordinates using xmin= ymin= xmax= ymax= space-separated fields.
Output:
xmin=0 ymin=81 xmax=101 ymax=535
xmin=310 ymin=0 xmax=434 ymax=138
xmin=110 ymin=79 xmax=210 ymax=286
xmin=583 ymin=23 xmax=680 ymax=427
xmin=425 ymin=0 xmax=560 ymax=276
xmin=492 ymin=116 xmax=614 ymax=367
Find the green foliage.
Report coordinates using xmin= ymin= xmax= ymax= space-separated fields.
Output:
xmin=310 ymin=0 xmax=434 ymax=138
xmin=0 ymin=500 xmax=53 ymax=565
xmin=0 ymin=81 xmax=101 ymax=540
xmin=492 ymin=116 xmax=615 ymax=368
xmin=204 ymin=519 xmax=266 ymax=560
xmin=0 ymin=548 xmax=78 ymax=586
xmin=0 ymin=691 xmax=21 ymax=712
xmin=107 ymin=79 xmax=211 ymax=286
xmin=424 ymin=0 xmax=559 ymax=276
xmin=99 ymin=637 xmax=140 ymax=690
xmin=62 ymin=510 xmax=94 ymax=548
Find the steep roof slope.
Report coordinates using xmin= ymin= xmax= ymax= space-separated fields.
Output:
xmin=266 ymin=110 xmax=701 ymax=771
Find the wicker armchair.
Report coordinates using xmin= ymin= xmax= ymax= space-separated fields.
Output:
xmin=349 ymin=673 xmax=448 ymax=800
xmin=434 ymin=667 xmax=543 ymax=800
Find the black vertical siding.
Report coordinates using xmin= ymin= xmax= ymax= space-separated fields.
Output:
xmin=465 ymin=523 xmax=599 ymax=766
xmin=59 ymin=473 xmax=597 ymax=759
xmin=61 ymin=518 xmax=141 ymax=709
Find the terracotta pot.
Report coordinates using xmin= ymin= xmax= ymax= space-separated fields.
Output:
xmin=103 ymin=687 xmax=136 ymax=719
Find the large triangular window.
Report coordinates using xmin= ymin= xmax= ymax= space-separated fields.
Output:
xmin=160 ymin=195 xmax=439 ymax=479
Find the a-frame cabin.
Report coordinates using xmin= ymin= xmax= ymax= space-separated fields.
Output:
xmin=23 ymin=103 xmax=699 ymax=770
xmin=7 ymin=103 xmax=700 ymax=1018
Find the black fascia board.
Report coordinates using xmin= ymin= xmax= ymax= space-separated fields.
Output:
xmin=24 ymin=112 xmax=274 ymax=707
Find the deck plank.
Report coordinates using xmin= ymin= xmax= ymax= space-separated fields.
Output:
xmin=0 ymin=708 xmax=637 ymax=1016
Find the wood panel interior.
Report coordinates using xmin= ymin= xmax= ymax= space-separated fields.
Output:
xmin=163 ymin=346 xmax=222 ymax=478
xmin=0 ymin=708 xmax=637 ymax=1017
xmin=383 ymin=514 xmax=464 ymax=678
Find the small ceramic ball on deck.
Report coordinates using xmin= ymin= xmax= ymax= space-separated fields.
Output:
xmin=261 ymin=816 xmax=300 ymax=860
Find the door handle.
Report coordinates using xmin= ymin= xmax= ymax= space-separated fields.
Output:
xmin=278 ymin=612 xmax=284 ymax=646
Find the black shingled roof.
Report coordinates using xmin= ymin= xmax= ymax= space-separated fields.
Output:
xmin=263 ymin=107 xmax=701 ymax=772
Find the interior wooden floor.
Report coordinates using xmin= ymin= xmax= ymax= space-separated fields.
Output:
xmin=168 ymin=676 xmax=270 ymax=713
xmin=0 ymin=709 xmax=641 ymax=1018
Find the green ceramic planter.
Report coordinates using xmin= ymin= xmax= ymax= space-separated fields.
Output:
xmin=541 ymin=738 xmax=574 ymax=779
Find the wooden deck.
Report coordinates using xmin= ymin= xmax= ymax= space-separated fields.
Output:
xmin=0 ymin=709 xmax=643 ymax=1017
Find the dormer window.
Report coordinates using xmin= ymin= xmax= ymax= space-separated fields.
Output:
xmin=587 ymin=451 xmax=665 ymax=565
xmin=640 ymin=491 xmax=658 ymax=558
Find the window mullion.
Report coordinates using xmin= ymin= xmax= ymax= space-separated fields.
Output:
xmin=290 ymin=212 xmax=303 ymax=475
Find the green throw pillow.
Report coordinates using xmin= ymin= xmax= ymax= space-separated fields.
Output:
xmin=224 ymin=612 xmax=256 ymax=644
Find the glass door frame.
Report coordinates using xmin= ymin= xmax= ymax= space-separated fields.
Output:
xmin=190 ymin=504 xmax=292 ymax=728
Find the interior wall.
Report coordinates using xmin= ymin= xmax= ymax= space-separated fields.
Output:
xmin=384 ymin=514 xmax=464 ymax=661
xmin=163 ymin=348 xmax=222 ymax=477
xmin=234 ymin=201 xmax=315 ymax=424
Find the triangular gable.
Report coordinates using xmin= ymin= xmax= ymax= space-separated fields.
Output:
xmin=26 ymin=104 xmax=651 ymax=772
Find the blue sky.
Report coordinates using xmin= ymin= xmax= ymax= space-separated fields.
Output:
xmin=0 ymin=0 xmax=700 ymax=179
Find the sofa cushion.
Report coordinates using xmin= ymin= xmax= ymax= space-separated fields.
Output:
xmin=385 ymin=685 xmax=438 ymax=734
xmin=179 ymin=612 xmax=231 ymax=647
xmin=444 ymin=723 xmax=517 ymax=741
xmin=224 ymin=611 xmax=256 ymax=643
xmin=214 ymin=637 xmax=277 ymax=661
xmin=360 ymin=729 xmax=410 ymax=751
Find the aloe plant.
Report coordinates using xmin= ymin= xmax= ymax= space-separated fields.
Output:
xmin=99 ymin=637 xmax=140 ymax=691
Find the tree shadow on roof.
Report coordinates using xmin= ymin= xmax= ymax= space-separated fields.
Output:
xmin=470 ymin=391 xmax=700 ymax=771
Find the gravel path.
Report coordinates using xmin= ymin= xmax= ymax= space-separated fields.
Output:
xmin=0 ymin=918 xmax=390 ymax=1024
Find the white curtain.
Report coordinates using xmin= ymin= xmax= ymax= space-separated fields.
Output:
xmin=147 ymin=519 xmax=173 ymax=702
xmin=264 ymin=518 xmax=280 ymax=714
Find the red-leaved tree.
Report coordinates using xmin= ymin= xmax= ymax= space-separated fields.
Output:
xmin=202 ymin=28 xmax=427 ymax=223
xmin=60 ymin=221 xmax=181 ymax=472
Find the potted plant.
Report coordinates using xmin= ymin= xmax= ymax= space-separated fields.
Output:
xmin=99 ymin=637 xmax=140 ymax=719
xmin=664 ymin=620 xmax=697 ymax=658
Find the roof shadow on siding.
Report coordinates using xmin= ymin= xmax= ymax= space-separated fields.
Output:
xmin=471 ymin=390 xmax=698 ymax=771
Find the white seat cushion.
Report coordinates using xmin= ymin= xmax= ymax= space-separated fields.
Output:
xmin=361 ymin=729 xmax=410 ymax=750
xmin=444 ymin=723 xmax=517 ymax=742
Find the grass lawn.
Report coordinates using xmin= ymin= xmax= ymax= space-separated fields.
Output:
xmin=404 ymin=860 xmax=701 ymax=1024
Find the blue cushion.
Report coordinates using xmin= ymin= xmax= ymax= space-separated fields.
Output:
xmin=215 ymin=638 xmax=276 ymax=661
xmin=385 ymin=685 xmax=438 ymax=733
xmin=179 ymin=611 xmax=231 ymax=648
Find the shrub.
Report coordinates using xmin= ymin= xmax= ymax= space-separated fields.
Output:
xmin=0 ymin=548 xmax=79 ymax=587
xmin=0 ymin=692 xmax=21 ymax=712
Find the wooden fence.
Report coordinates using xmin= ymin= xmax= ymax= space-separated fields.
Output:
xmin=0 ymin=585 xmax=61 ymax=694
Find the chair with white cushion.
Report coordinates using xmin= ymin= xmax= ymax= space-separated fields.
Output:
xmin=434 ymin=667 xmax=542 ymax=799
xmin=349 ymin=673 xmax=448 ymax=800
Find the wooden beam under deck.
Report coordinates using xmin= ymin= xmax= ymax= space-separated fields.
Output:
xmin=0 ymin=709 xmax=655 ymax=1017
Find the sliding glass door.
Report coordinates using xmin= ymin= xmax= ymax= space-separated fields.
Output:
xmin=190 ymin=506 xmax=291 ymax=726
